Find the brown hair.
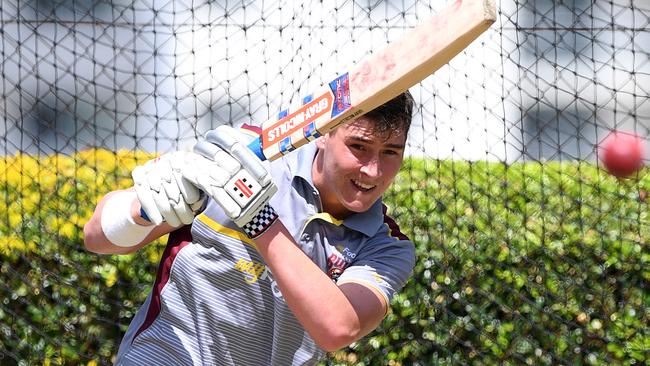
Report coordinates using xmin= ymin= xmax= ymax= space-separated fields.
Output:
xmin=362 ymin=90 xmax=415 ymax=138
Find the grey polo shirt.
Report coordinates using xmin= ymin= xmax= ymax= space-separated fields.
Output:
xmin=115 ymin=142 xmax=415 ymax=366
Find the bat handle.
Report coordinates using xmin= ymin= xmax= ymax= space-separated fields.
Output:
xmin=247 ymin=136 xmax=267 ymax=161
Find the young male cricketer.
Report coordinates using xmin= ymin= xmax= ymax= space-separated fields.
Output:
xmin=84 ymin=91 xmax=416 ymax=365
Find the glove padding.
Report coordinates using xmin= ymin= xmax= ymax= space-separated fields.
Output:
xmin=184 ymin=125 xmax=277 ymax=228
xmin=132 ymin=151 xmax=206 ymax=227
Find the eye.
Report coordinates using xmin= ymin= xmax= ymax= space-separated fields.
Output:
xmin=383 ymin=149 xmax=402 ymax=156
xmin=349 ymin=143 xmax=366 ymax=151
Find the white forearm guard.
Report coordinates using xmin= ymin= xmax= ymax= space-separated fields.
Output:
xmin=100 ymin=191 xmax=155 ymax=247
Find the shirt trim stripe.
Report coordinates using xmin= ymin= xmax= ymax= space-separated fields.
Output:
xmin=132 ymin=225 xmax=193 ymax=343
xmin=196 ymin=212 xmax=257 ymax=248
xmin=337 ymin=278 xmax=391 ymax=316
xmin=305 ymin=212 xmax=343 ymax=227
xmin=382 ymin=204 xmax=409 ymax=241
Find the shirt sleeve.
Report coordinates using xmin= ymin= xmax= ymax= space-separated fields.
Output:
xmin=336 ymin=229 xmax=415 ymax=306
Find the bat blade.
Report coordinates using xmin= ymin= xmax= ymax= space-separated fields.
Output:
xmin=248 ymin=0 xmax=496 ymax=161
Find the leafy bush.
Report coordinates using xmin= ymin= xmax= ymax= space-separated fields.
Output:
xmin=0 ymin=150 xmax=161 ymax=365
xmin=0 ymin=151 xmax=648 ymax=365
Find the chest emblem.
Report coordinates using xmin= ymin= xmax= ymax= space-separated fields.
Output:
xmin=326 ymin=245 xmax=357 ymax=282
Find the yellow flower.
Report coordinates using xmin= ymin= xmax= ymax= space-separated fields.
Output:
xmin=105 ymin=271 xmax=118 ymax=288
xmin=59 ymin=181 xmax=74 ymax=197
xmin=43 ymin=154 xmax=76 ymax=177
xmin=22 ymin=191 xmax=41 ymax=213
xmin=117 ymin=177 xmax=134 ymax=190
xmin=37 ymin=170 xmax=57 ymax=192
xmin=8 ymin=211 xmax=22 ymax=228
xmin=5 ymin=159 xmax=23 ymax=187
xmin=117 ymin=149 xmax=156 ymax=171
xmin=69 ymin=213 xmax=88 ymax=228
xmin=19 ymin=154 xmax=40 ymax=181
xmin=60 ymin=222 xmax=76 ymax=239
xmin=46 ymin=216 xmax=64 ymax=232
xmin=43 ymin=357 xmax=63 ymax=366
xmin=94 ymin=263 xmax=118 ymax=288
xmin=95 ymin=149 xmax=118 ymax=171
xmin=76 ymin=149 xmax=118 ymax=173
xmin=77 ymin=165 xmax=96 ymax=183
xmin=0 ymin=234 xmax=27 ymax=255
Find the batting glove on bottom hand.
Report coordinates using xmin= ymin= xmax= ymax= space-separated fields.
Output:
xmin=132 ymin=151 xmax=207 ymax=227
xmin=184 ymin=125 xmax=278 ymax=238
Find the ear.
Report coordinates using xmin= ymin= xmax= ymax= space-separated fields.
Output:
xmin=316 ymin=133 xmax=328 ymax=150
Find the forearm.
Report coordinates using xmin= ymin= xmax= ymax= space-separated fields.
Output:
xmin=83 ymin=189 xmax=174 ymax=254
xmin=254 ymin=221 xmax=366 ymax=351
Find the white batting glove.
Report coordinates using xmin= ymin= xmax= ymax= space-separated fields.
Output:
xmin=131 ymin=151 xmax=207 ymax=227
xmin=183 ymin=125 xmax=278 ymax=238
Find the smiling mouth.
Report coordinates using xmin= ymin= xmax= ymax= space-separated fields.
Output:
xmin=352 ymin=179 xmax=376 ymax=192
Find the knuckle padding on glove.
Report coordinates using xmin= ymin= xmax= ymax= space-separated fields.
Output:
xmin=205 ymin=128 xmax=236 ymax=150
xmin=169 ymin=156 xmax=202 ymax=204
xmin=153 ymin=173 xmax=182 ymax=227
xmin=210 ymin=186 xmax=242 ymax=219
xmin=132 ymin=166 xmax=164 ymax=225
xmin=205 ymin=128 xmax=269 ymax=182
xmin=194 ymin=139 xmax=223 ymax=161
xmin=180 ymin=152 xmax=242 ymax=219
xmin=173 ymin=172 xmax=198 ymax=204
xmin=194 ymin=141 xmax=240 ymax=174
xmin=165 ymin=184 xmax=194 ymax=225
xmin=231 ymin=144 xmax=269 ymax=182
xmin=132 ymin=152 xmax=206 ymax=227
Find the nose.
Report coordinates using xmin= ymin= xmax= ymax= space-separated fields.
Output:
xmin=359 ymin=155 xmax=381 ymax=178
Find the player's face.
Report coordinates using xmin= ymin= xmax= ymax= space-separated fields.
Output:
xmin=313 ymin=117 xmax=406 ymax=218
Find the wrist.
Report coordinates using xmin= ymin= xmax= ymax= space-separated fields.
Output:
xmin=241 ymin=203 xmax=279 ymax=239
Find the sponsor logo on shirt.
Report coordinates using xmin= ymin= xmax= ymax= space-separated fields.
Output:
xmin=334 ymin=245 xmax=357 ymax=261
xmin=341 ymin=246 xmax=357 ymax=260
xmin=234 ymin=258 xmax=266 ymax=284
xmin=234 ymin=258 xmax=283 ymax=299
xmin=327 ymin=252 xmax=347 ymax=272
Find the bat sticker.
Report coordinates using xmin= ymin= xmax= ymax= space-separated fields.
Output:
xmin=330 ymin=73 xmax=351 ymax=118
xmin=279 ymin=137 xmax=295 ymax=154
xmin=262 ymin=92 xmax=332 ymax=147
xmin=302 ymin=121 xmax=322 ymax=141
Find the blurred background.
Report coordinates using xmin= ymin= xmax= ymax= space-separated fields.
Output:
xmin=1 ymin=0 xmax=648 ymax=365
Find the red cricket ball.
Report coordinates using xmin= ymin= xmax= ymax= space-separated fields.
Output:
xmin=599 ymin=131 xmax=646 ymax=178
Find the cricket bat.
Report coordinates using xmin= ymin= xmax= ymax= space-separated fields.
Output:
xmin=247 ymin=0 xmax=496 ymax=161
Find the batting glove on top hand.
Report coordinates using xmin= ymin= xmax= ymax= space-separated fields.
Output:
xmin=132 ymin=151 xmax=207 ymax=227
xmin=184 ymin=125 xmax=278 ymax=238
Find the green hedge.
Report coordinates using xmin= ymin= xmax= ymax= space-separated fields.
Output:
xmin=1 ymin=151 xmax=648 ymax=365
xmin=0 ymin=151 xmax=161 ymax=365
